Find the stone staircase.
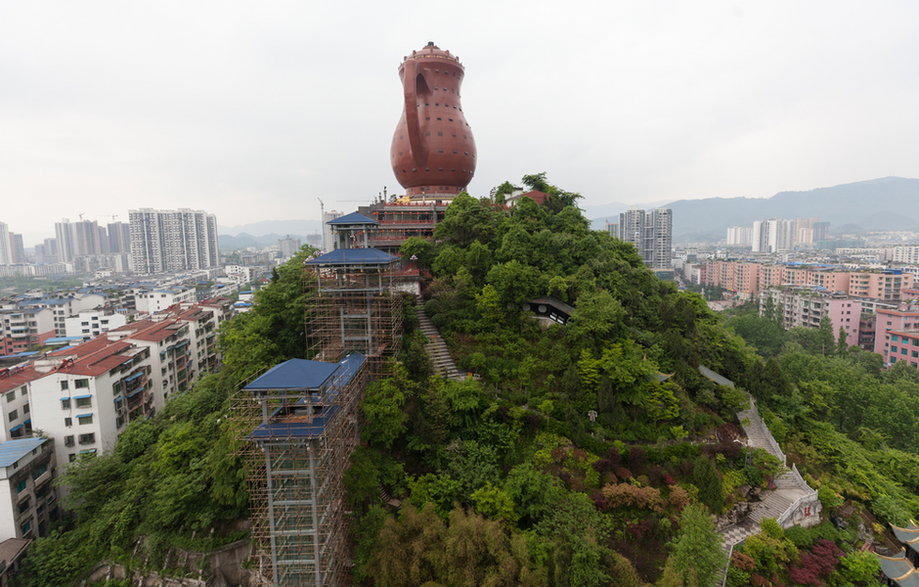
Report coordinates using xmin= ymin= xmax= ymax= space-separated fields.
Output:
xmin=415 ymin=300 xmax=465 ymax=381
xmin=699 ymin=367 xmax=820 ymax=585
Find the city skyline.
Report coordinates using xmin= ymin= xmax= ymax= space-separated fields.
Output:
xmin=3 ymin=2 xmax=919 ymax=244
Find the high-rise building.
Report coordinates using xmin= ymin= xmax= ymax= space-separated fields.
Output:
xmin=616 ymin=209 xmax=673 ymax=270
xmin=278 ymin=236 xmax=301 ymax=259
xmin=107 ymin=222 xmax=131 ymax=254
xmin=129 ymin=208 xmax=219 ymax=274
xmin=726 ymin=226 xmax=753 ymax=247
xmin=9 ymin=233 xmax=25 ymax=263
xmin=54 ymin=219 xmax=104 ymax=262
xmin=0 ymin=223 xmax=11 ymax=265
xmin=321 ymin=210 xmax=344 ymax=253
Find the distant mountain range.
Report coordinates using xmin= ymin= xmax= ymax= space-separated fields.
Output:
xmin=590 ymin=177 xmax=919 ymax=243
xmin=218 ymin=220 xmax=322 ymax=252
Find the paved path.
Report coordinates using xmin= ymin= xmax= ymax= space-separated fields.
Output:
xmin=698 ymin=367 xmax=814 ymax=554
xmin=415 ymin=301 xmax=465 ymax=381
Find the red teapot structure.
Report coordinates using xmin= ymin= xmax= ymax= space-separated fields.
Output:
xmin=391 ymin=42 xmax=477 ymax=198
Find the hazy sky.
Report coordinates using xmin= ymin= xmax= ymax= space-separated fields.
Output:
xmin=3 ymin=1 xmax=919 ymax=244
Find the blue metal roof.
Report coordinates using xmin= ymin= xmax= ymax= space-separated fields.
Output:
xmin=45 ymin=336 xmax=84 ymax=344
xmin=245 ymin=353 xmax=366 ymax=392
xmin=249 ymin=404 xmax=341 ymax=440
xmin=305 ymin=248 xmax=396 ymax=266
xmin=326 ymin=212 xmax=378 ymax=225
xmin=0 ymin=438 xmax=46 ymax=467
xmin=245 ymin=359 xmax=339 ymax=391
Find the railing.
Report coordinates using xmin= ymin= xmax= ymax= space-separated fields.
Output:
xmin=720 ymin=542 xmax=735 ymax=587
xmin=776 ymin=489 xmax=818 ymax=528
xmin=742 ymin=397 xmax=786 ymax=467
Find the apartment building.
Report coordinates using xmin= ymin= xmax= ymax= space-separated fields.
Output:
xmin=28 ymin=339 xmax=154 ymax=469
xmin=615 ymin=209 xmax=673 ymax=271
xmin=759 ymin=286 xmax=862 ymax=347
xmin=134 ymin=288 xmax=196 ymax=314
xmin=129 ymin=208 xmax=219 ymax=274
xmin=0 ymin=438 xmax=58 ymax=540
xmin=14 ymin=294 xmax=106 ymax=336
xmin=704 ymin=260 xmax=914 ymax=301
xmin=64 ymin=311 xmax=128 ymax=343
xmin=0 ymin=370 xmax=36 ymax=441
xmin=873 ymin=307 xmax=919 ymax=368
xmin=0 ymin=224 xmax=11 ymax=266
xmin=0 ymin=308 xmax=55 ymax=356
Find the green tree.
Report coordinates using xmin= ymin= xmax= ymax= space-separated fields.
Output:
xmin=434 ymin=192 xmax=500 ymax=246
xmin=567 ymin=290 xmax=625 ymax=346
xmin=666 ymin=503 xmax=726 ymax=587
xmin=691 ymin=456 xmax=725 ymax=513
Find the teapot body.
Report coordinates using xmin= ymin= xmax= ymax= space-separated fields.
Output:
xmin=391 ymin=43 xmax=476 ymax=197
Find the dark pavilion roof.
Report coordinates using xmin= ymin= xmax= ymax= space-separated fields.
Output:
xmin=326 ymin=212 xmax=378 ymax=225
xmin=892 ymin=522 xmax=919 ymax=555
xmin=305 ymin=248 xmax=396 ymax=266
xmin=698 ymin=365 xmax=735 ymax=388
xmin=528 ymin=296 xmax=575 ymax=317
xmin=877 ymin=551 xmax=919 ymax=587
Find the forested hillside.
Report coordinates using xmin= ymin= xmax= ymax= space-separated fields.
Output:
xmin=17 ymin=175 xmax=918 ymax=586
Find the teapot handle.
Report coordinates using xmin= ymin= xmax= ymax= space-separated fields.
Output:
xmin=403 ymin=59 xmax=428 ymax=167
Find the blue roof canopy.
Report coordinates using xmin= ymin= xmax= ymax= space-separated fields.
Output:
xmin=306 ymin=248 xmax=396 ymax=266
xmin=0 ymin=438 xmax=47 ymax=467
xmin=245 ymin=358 xmax=340 ymax=391
xmin=326 ymin=212 xmax=378 ymax=225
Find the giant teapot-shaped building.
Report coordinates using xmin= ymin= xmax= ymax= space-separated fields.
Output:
xmin=391 ymin=42 xmax=476 ymax=199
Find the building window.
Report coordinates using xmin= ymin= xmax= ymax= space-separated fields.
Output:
xmin=20 ymin=386 xmax=27 ymax=397
xmin=78 ymin=415 xmax=93 ymax=425
xmin=64 ymin=417 xmax=72 ymax=427
xmin=75 ymin=397 xmax=92 ymax=408
xmin=20 ymin=520 xmax=31 ymax=536
xmin=78 ymin=433 xmax=95 ymax=445
xmin=64 ymin=436 xmax=75 ymax=447
xmin=61 ymin=399 xmax=71 ymax=410
xmin=5 ymin=393 xmax=13 ymax=403
xmin=23 ymin=404 xmax=29 ymax=414
xmin=75 ymin=379 xmax=89 ymax=389
xmin=60 ymin=381 xmax=69 ymax=391
xmin=8 ymin=410 xmax=17 ymax=422
xmin=18 ymin=498 xmax=30 ymax=514
xmin=16 ymin=479 xmax=26 ymax=493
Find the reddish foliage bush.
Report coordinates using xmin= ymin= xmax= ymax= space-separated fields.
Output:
xmin=666 ymin=486 xmax=690 ymax=511
xmin=600 ymin=483 xmax=664 ymax=513
xmin=627 ymin=517 xmax=655 ymax=539
xmin=703 ymin=440 xmax=743 ymax=460
xmin=592 ymin=458 xmax=613 ymax=473
xmin=716 ymin=422 xmax=743 ymax=443
xmin=787 ymin=539 xmax=842 ymax=586
xmin=615 ymin=466 xmax=633 ymax=480
xmin=731 ymin=551 xmax=756 ymax=572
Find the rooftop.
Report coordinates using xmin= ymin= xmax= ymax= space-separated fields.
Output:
xmin=326 ymin=212 xmax=379 ymax=226
xmin=245 ymin=357 xmax=350 ymax=391
xmin=0 ymin=437 xmax=47 ymax=468
xmin=305 ymin=248 xmax=396 ymax=266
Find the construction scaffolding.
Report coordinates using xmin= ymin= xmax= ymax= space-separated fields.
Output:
xmin=241 ymin=354 xmax=368 ymax=586
xmin=238 ymin=235 xmax=408 ymax=586
xmin=304 ymin=249 xmax=405 ymax=373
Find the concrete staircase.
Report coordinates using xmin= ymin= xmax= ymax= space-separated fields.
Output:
xmin=415 ymin=300 xmax=465 ymax=381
